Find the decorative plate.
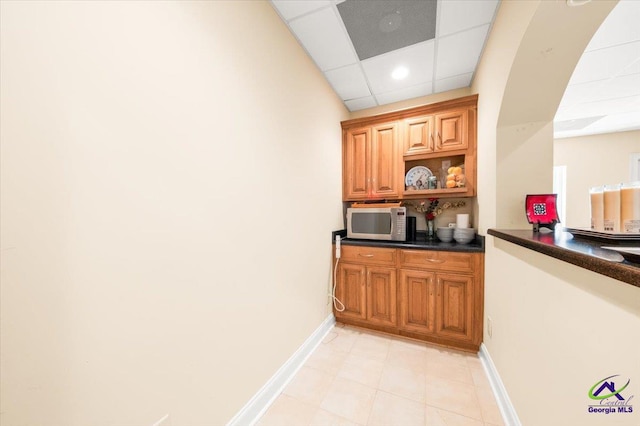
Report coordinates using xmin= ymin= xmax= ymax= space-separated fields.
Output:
xmin=601 ymin=247 xmax=640 ymax=264
xmin=525 ymin=194 xmax=560 ymax=225
xmin=565 ymin=227 xmax=640 ymax=241
xmin=405 ymin=166 xmax=433 ymax=190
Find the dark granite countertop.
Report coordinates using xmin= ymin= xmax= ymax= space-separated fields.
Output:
xmin=332 ymin=230 xmax=485 ymax=253
xmin=488 ymin=229 xmax=639 ymax=287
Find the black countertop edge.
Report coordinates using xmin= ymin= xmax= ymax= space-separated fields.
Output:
xmin=331 ymin=230 xmax=485 ymax=253
xmin=487 ymin=229 xmax=639 ymax=288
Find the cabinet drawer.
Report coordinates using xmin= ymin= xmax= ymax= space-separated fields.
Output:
xmin=399 ymin=250 xmax=476 ymax=273
xmin=341 ymin=245 xmax=396 ymax=266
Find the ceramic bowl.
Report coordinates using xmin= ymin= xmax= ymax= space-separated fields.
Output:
xmin=453 ymin=228 xmax=476 ymax=236
xmin=436 ymin=228 xmax=454 ymax=242
xmin=454 ymin=234 xmax=475 ymax=244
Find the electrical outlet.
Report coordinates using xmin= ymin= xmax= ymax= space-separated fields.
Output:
xmin=487 ymin=317 xmax=493 ymax=338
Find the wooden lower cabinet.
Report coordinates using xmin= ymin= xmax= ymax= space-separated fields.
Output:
xmin=435 ymin=273 xmax=474 ymax=343
xmin=335 ymin=262 xmax=366 ymax=321
xmin=399 ymin=269 xmax=436 ymax=334
xmin=334 ymin=247 xmax=483 ymax=352
xmin=367 ymin=266 xmax=397 ymax=327
xmin=335 ymin=262 xmax=397 ymax=328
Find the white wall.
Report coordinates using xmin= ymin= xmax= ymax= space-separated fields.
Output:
xmin=0 ymin=1 xmax=348 ymax=424
xmin=554 ymin=130 xmax=640 ymax=228
xmin=474 ymin=1 xmax=640 ymax=425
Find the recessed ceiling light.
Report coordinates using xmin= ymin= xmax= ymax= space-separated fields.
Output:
xmin=391 ymin=66 xmax=409 ymax=80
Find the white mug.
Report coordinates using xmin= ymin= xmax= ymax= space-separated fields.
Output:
xmin=456 ymin=214 xmax=470 ymax=228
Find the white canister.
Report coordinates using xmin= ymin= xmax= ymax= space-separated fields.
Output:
xmin=456 ymin=214 xmax=470 ymax=228
xmin=603 ymin=184 xmax=621 ymax=233
xmin=621 ymin=181 xmax=640 ymax=234
xmin=589 ymin=186 xmax=604 ymax=231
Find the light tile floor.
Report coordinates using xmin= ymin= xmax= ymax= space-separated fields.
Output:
xmin=257 ymin=324 xmax=504 ymax=426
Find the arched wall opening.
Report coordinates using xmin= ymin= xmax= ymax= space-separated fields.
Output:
xmin=495 ymin=0 xmax=617 ymax=228
xmin=472 ymin=2 xmax=640 ymax=426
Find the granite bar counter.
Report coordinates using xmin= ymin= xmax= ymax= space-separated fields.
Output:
xmin=488 ymin=229 xmax=639 ymax=287
xmin=332 ymin=230 xmax=485 ymax=253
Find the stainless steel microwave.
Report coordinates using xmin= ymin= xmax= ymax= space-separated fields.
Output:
xmin=346 ymin=207 xmax=407 ymax=241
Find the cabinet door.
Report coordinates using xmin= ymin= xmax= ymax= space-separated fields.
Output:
xmin=370 ymin=123 xmax=401 ymax=198
xmin=399 ymin=269 xmax=436 ymax=335
xmin=435 ymin=274 xmax=474 ymax=342
xmin=366 ymin=266 xmax=397 ymax=327
xmin=403 ymin=116 xmax=435 ymax=156
xmin=335 ymin=262 xmax=367 ymax=321
xmin=344 ymin=127 xmax=371 ymax=200
xmin=435 ymin=109 xmax=468 ymax=152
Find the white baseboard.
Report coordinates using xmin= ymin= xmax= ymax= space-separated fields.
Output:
xmin=226 ymin=314 xmax=336 ymax=426
xmin=478 ymin=343 xmax=522 ymax=426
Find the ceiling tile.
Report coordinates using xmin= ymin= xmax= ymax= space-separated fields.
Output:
xmin=375 ymin=83 xmax=433 ymax=105
xmin=568 ymin=41 xmax=640 ymax=85
xmin=345 ymin=96 xmax=378 ymax=111
xmin=554 ymin=116 xmax=606 ymax=132
xmin=555 ymin=111 xmax=640 ymax=138
xmin=434 ymin=72 xmax=473 ymax=93
xmin=289 ymin=7 xmax=357 ymax=71
xmin=586 ymin=112 xmax=640 ymax=133
xmin=324 ymin=64 xmax=371 ymax=100
xmin=437 ymin=0 xmax=499 ymax=37
xmin=558 ymin=95 xmax=640 ymax=121
xmin=585 ymin=0 xmax=640 ymax=52
xmin=361 ymin=40 xmax=435 ymax=94
xmin=601 ymin=72 xmax=640 ymax=97
xmin=560 ymin=72 xmax=640 ymax=107
xmin=270 ymin=1 xmax=331 ymax=21
xmin=435 ymin=25 xmax=489 ymax=80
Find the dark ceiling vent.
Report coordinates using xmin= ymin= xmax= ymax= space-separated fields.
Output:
xmin=337 ymin=0 xmax=437 ymax=61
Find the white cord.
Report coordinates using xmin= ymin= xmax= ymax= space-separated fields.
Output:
xmin=331 ymin=237 xmax=346 ymax=312
xmin=332 ymin=258 xmax=345 ymax=312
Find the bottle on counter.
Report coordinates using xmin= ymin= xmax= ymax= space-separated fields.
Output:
xmin=621 ymin=181 xmax=640 ymax=234
xmin=590 ymin=186 xmax=604 ymax=231
xmin=603 ymin=184 xmax=621 ymax=233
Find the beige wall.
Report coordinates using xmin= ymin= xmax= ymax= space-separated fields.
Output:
xmin=3 ymin=1 xmax=640 ymax=426
xmin=0 ymin=1 xmax=348 ymax=425
xmin=554 ymin=130 xmax=640 ymax=228
xmin=474 ymin=1 xmax=640 ymax=425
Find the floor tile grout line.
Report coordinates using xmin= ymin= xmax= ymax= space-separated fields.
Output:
xmin=424 ymin=402 xmax=487 ymax=424
xmin=291 ymin=325 xmax=499 ymax=426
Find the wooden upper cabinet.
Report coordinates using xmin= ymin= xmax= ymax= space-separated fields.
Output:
xmin=341 ymin=94 xmax=477 ymax=200
xmin=435 ymin=109 xmax=468 ymax=152
xmin=343 ymin=127 xmax=370 ymax=200
xmin=403 ymin=108 xmax=468 ymax=157
xmin=370 ymin=123 xmax=401 ymax=199
xmin=343 ymin=123 xmax=401 ymax=200
xmin=403 ymin=116 xmax=435 ymax=156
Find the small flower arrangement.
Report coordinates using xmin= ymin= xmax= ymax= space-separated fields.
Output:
xmin=405 ymin=198 xmax=466 ymax=221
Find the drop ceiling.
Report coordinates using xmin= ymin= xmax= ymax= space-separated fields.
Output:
xmin=554 ymin=0 xmax=640 ymax=138
xmin=270 ymin=0 xmax=499 ymax=111
xmin=270 ymin=0 xmax=640 ymax=139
